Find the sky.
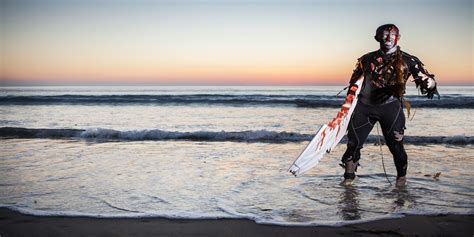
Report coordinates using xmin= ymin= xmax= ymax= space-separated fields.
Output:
xmin=1 ymin=0 xmax=472 ymax=86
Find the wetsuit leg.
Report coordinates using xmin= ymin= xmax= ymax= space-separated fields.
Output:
xmin=342 ymin=102 xmax=376 ymax=164
xmin=379 ymin=101 xmax=407 ymax=177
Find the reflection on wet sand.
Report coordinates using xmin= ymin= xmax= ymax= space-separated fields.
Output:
xmin=337 ymin=183 xmax=419 ymax=221
xmin=338 ymin=186 xmax=361 ymax=221
xmin=391 ymin=186 xmax=417 ymax=212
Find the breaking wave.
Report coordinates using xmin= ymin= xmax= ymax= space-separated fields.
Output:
xmin=0 ymin=94 xmax=472 ymax=108
xmin=0 ymin=127 xmax=472 ymax=145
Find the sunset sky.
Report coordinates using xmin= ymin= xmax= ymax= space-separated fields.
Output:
xmin=1 ymin=0 xmax=472 ymax=86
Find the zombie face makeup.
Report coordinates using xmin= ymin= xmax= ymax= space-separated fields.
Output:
xmin=379 ymin=28 xmax=399 ymax=53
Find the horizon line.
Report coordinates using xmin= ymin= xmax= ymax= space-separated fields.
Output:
xmin=1 ymin=83 xmax=472 ymax=87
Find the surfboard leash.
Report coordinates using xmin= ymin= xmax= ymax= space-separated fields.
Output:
xmin=376 ymin=123 xmax=392 ymax=186
xmin=336 ymin=85 xmax=350 ymax=97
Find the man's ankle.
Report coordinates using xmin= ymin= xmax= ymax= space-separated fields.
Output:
xmin=344 ymin=172 xmax=356 ymax=180
xmin=395 ymin=176 xmax=406 ymax=187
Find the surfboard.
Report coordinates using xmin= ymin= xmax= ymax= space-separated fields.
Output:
xmin=288 ymin=76 xmax=364 ymax=176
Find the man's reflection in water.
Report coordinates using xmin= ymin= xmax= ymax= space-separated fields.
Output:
xmin=392 ymin=186 xmax=417 ymax=211
xmin=338 ymin=186 xmax=361 ymax=220
xmin=337 ymin=183 xmax=418 ymax=221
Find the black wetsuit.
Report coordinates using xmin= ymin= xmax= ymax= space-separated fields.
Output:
xmin=342 ymin=46 xmax=438 ymax=178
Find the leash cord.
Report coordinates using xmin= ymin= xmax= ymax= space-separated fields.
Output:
xmin=376 ymin=123 xmax=392 ymax=186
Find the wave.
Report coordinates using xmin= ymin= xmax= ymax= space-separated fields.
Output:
xmin=0 ymin=127 xmax=472 ymax=145
xmin=1 ymin=95 xmax=472 ymax=108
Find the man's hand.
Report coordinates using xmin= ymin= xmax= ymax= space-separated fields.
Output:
xmin=426 ymin=78 xmax=436 ymax=89
xmin=426 ymin=87 xmax=438 ymax=99
xmin=419 ymin=78 xmax=439 ymax=99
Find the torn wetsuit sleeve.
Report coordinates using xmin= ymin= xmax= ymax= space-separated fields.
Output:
xmin=404 ymin=53 xmax=440 ymax=99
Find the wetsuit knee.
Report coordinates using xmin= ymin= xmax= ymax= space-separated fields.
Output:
xmin=386 ymin=139 xmax=406 ymax=157
xmin=341 ymin=145 xmax=361 ymax=163
xmin=386 ymin=140 xmax=408 ymax=177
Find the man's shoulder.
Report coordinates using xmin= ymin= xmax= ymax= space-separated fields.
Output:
xmin=360 ymin=50 xmax=379 ymax=58
xmin=401 ymin=50 xmax=422 ymax=65
xmin=357 ymin=50 xmax=378 ymax=62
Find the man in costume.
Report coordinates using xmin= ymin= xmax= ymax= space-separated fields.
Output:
xmin=341 ymin=24 xmax=439 ymax=187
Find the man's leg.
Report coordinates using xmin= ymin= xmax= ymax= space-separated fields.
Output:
xmin=379 ymin=101 xmax=407 ymax=187
xmin=341 ymin=103 xmax=375 ymax=184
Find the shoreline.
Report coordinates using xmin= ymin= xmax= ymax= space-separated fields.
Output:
xmin=0 ymin=208 xmax=473 ymax=236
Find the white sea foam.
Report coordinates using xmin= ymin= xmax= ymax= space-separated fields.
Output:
xmin=4 ymin=205 xmax=473 ymax=227
xmin=4 ymin=205 xmax=237 ymax=220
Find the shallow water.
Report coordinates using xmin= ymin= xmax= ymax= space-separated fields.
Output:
xmin=0 ymin=139 xmax=472 ymax=225
xmin=0 ymin=86 xmax=472 ymax=225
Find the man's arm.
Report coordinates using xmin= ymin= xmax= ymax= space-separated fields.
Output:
xmin=404 ymin=53 xmax=440 ymax=99
xmin=343 ymin=58 xmax=365 ymax=96
xmin=349 ymin=58 xmax=364 ymax=85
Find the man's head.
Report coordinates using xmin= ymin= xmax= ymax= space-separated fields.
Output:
xmin=374 ymin=24 xmax=400 ymax=52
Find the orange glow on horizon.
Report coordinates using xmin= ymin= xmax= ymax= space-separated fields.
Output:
xmin=2 ymin=1 xmax=471 ymax=86
xmin=1 ymin=59 xmax=354 ymax=85
xmin=2 ymin=60 xmax=471 ymax=86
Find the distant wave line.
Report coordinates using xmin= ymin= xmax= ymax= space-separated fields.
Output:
xmin=0 ymin=127 xmax=472 ymax=145
xmin=0 ymin=95 xmax=472 ymax=108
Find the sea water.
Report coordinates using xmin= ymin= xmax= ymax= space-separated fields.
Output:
xmin=0 ymin=86 xmax=473 ymax=225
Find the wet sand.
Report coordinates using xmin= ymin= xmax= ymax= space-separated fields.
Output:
xmin=0 ymin=208 xmax=472 ymax=236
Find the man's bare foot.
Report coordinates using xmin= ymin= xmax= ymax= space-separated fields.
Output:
xmin=340 ymin=177 xmax=356 ymax=186
xmin=341 ymin=172 xmax=356 ymax=186
xmin=396 ymin=176 xmax=406 ymax=188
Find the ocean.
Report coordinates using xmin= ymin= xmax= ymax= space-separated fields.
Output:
xmin=0 ymin=85 xmax=473 ymax=226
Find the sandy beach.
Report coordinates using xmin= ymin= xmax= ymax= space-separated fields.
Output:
xmin=0 ymin=208 xmax=472 ymax=236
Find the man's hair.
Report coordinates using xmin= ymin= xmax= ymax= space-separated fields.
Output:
xmin=374 ymin=24 xmax=399 ymax=42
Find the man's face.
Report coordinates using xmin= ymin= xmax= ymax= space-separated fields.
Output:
xmin=381 ymin=28 xmax=399 ymax=50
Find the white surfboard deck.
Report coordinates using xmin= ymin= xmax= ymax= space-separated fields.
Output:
xmin=288 ymin=77 xmax=364 ymax=176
